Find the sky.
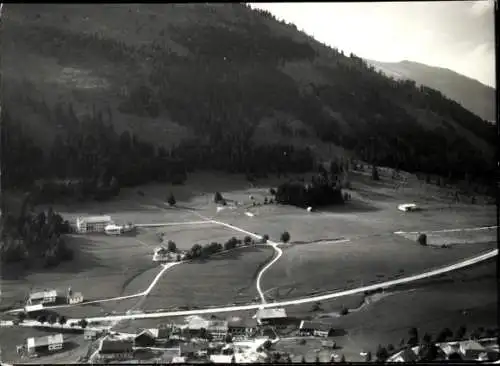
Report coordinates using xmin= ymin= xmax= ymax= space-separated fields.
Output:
xmin=249 ymin=1 xmax=496 ymax=88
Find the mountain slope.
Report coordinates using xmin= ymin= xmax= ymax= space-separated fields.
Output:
xmin=1 ymin=4 xmax=496 ymax=186
xmin=367 ymin=59 xmax=496 ymax=123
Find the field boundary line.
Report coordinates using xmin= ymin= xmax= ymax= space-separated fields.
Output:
xmin=394 ymin=225 xmax=498 ymax=235
xmin=69 ymin=248 xmax=497 ymax=323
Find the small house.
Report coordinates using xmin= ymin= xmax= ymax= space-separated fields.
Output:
xmin=98 ymin=335 xmax=134 ymax=361
xmin=460 ymin=340 xmax=487 ymax=360
xmin=441 ymin=342 xmax=461 ymax=358
xmin=390 ymin=348 xmax=418 ymax=363
xmin=171 ymin=356 xmax=186 ymax=363
xmin=27 ymin=290 xmax=58 ymax=306
xmin=26 ymin=334 xmax=64 ymax=356
xmin=207 ymin=320 xmax=228 ymax=340
xmin=227 ymin=316 xmax=258 ymax=338
xmin=67 ymin=292 xmax=84 ymax=305
xmin=299 ymin=320 xmax=335 ymax=338
xmin=149 ymin=326 xmax=171 ymax=341
xmin=255 ymin=308 xmax=288 ymax=328
xmin=210 ymin=354 xmax=235 ymax=363
xmin=397 ymin=203 xmax=419 ymax=212
xmin=134 ymin=329 xmax=157 ymax=347
xmin=179 ymin=343 xmax=197 ymax=358
xmin=84 ymin=329 xmax=103 ymax=341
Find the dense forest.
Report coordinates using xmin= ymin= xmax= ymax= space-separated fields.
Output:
xmin=0 ymin=195 xmax=72 ymax=265
xmin=1 ymin=3 xmax=497 ymax=193
xmin=274 ymin=162 xmax=345 ymax=208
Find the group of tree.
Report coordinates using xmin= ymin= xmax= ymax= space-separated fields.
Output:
xmin=272 ymin=164 xmax=344 ymax=208
xmin=0 ymin=195 xmax=73 ymax=267
xmin=3 ymin=3 xmax=496 ymax=202
xmin=184 ymin=236 xmax=254 ymax=261
xmin=2 ymin=102 xmax=187 ymax=201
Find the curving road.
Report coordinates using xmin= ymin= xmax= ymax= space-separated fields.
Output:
xmin=66 ymin=247 xmax=497 ymax=324
xmin=5 ymin=203 xmax=497 ymax=330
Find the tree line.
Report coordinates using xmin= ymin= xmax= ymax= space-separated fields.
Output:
xmin=0 ymin=195 xmax=72 ymax=266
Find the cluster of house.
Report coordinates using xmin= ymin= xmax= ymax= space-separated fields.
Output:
xmin=25 ymin=287 xmax=83 ymax=309
xmin=152 ymin=247 xmax=188 ymax=262
xmin=70 ymin=215 xmax=135 ymax=235
xmin=389 ymin=339 xmax=500 ymax=363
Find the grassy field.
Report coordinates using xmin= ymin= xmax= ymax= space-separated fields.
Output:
xmin=0 ymin=326 xmax=90 ymax=364
xmin=261 ymin=235 xmax=495 ymax=300
xmin=142 ymin=245 xmax=275 ymax=311
xmin=1 ymin=233 xmax=157 ymax=309
xmin=276 ymin=260 xmax=497 ymax=362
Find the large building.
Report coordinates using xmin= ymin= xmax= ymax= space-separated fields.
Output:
xmin=98 ymin=335 xmax=134 ymax=361
xmin=26 ymin=334 xmax=64 ymax=356
xmin=27 ymin=290 xmax=58 ymax=306
xmin=76 ymin=215 xmax=112 ymax=233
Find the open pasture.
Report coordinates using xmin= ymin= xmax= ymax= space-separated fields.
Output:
xmin=0 ymin=326 xmax=89 ymax=365
xmin=142 ymin=245 xmax=275 ymax=311
xmin=280 ymin=260 xmax=496 ymax=361
xmin=261 ymin=234 xmax=496 ymax=301
xmin=1 ymin=234 xmax=157 ymax=310
xmin=397 ymin=226 xmax=497 ymax=246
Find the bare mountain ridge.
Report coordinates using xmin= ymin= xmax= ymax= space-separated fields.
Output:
xmin=1 ymin=4 xmax=496 ymax=182
xmin=367 ymin=59 xmax=496 ymax=123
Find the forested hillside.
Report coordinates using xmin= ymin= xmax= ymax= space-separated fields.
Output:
xmin=1 ymin=4 xmax=496 ymax=194
xmin=367 ymin=60 xmax=496 ymax=123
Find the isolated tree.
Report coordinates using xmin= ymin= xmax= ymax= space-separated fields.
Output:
xmin=58 ymin=316 xmax=67 ymax=326
xmin=264 ymin=197 xmax=268 ymax=204
xmin=387 ymin=344 xmax=395 ymax=353
xmin=214 ymin=192 xmax=224 ymax=203
xmin=38 ymin=315 xmax=47 ymax=324
xmin=365 ymin=351 xmax=372 ymax=362
xmin=17 ymin=312 xmax=27 ymax=323
xmin=301 ymin=355 xmax=306 ymax=363
xmin=167 ymin=240 xmax=177 ymax=252
xmin=269 ymin=188 xmax=276 ymax=196
xmin=280 ymin=231 xmax=291 ymax=243
xmin=422 ymin=333 xmax=432 ymax=344
xmin=315 ymin=353 xmax=320 ymax=363
xmin=340 ymin=306 xmax=349 ymax=316
xmin=456 ymin=325 xmax=467 ymax=340
xmin=261 ymin=234 xmax=269 ymax=243
xmin=225 ymin=333 xmax=233 ymax=343
xmin=79 ymin=318 xmax=88 ymax=329
xmin=339 ymin=354 xmax=346 ymax=363
xmin=231 ymin=355 xmax=236 ymax=363
xmin=312 ymin=301 xmax=322 ymax=312
xmin=371 ymin=165 xmax=380 ymax=181
xmin=48 ymin=314 xmax=57 ymax=325
xmin=417 ymin=234 xmax=427 ymax=246
xmin=167 ymin=193 xmax=176 ymax=206
xmin=418 ymin=343 xmax=439 ymax=362
xmin=243 ymin=235 xmax=252 ymax=246
xmin=176 ymin=254 xmax=181 ymax=262
xmin=376 ymin=345 xmax=389 ymax=362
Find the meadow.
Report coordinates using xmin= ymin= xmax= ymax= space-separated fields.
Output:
xmin=142 ymin=245 xmax=275 ymax=311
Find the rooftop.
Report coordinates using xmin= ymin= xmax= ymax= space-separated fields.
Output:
xmin=256 ymin=308 xmax=287 ymax=320
xmin=27 ymin=334 xmax=64 ymax=349
xmin=78 ymin=215 xmax=112 ymax=224
xmin=227 ymin=316 xmax=258 ymax=328
xmin=210 ymin=354 xmax=234 ymax=363
xmin=299 ymin=320 xmax=333 ymax=332
xmin=29 ymin=290 xmax=58 ymax=300
xmin=99 ymin=336 xmax=134 ymax=354
xmin=461 ymin=340 xmax=486 ymax=351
